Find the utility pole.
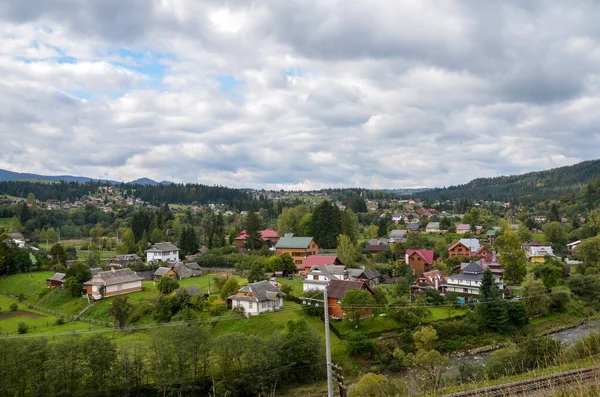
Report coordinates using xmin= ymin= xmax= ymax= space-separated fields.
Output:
xmin=331 ymin=363 xmax=348 ymax=397
xmin=303 ymin=285 xmax=334 ymax=397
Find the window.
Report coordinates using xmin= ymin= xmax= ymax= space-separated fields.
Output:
xmin=463 ymin=288 xmax=468 ymax=293
xmin=295 ymin=260 xmax=302 ymax=264
xmin=262 ymin=302 xmax=267 ymax=308
xmin=249 ymin=302 xmax=253 ymax=309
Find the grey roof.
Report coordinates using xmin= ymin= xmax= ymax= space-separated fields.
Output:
xmin=47 ymin=272 xmax=66 ymax=282
xmin=367 ymin=238 xmax=388 ymax=246
xmin=308 ymin=265 xmax=347 ymax=281
xmin=177 ymin=286 xmax=203 ymax=296
xmin=85 ymin=268 xmax=143 ymax=286
xmin=459 ymin=238 xmax=481 ymax=251
xmin=228 ymin=280 xmax=285 ymax=302
xmin=426 ymin=222 xmax=440 ymax=229
xmin=462 ymin=262 xmax=484 ymax=274
xmin=389 ymin=230 xmax=407 ymax=238
xmin=114 ymin=254 xmax=141 ymax=261
xmin=275 ymin=233 xmax=314 ymax=249
xmin=406 ymin=224 xmax=420 ymax=230
xmin=363 ymin=269 xmax=381 ymax=280
xmin=154 ymin=267 xmax=172 ymax=277
xmin=184 ymin=262 xmax=201 ymax=270
xmin=145 ymin=242 xmax=179 ymax=253
xmin=347 ymin=269 xmax=365 ymax=279
xmin=90 ymin=268 xmax=103 ymax=276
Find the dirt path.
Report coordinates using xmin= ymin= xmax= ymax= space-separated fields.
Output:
xmin=0 ymin=311 xmax=45 ymax=320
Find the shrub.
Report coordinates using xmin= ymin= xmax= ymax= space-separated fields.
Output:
xmin=9 ymin=303 xmax=18 ymax=312
xmin=209 ymin=300 xmax=227 ymax=316
xmin=54 ymin=317 xmax=65 ymax=326
xmin=128 ymin=303 xmax=153 ymax=323
xmin=550 ymin=291 xmax=570 ymax=313
xmin=171 ymin=308 xmax=197 ymax=322
xmin=17 ymin=322 xmax=29 ymax=334
xmin=346 ymin=331 xmax=373 ymax=356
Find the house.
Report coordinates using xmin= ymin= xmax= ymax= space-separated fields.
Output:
xmin=391 ymin=213 xmax=403 ymax=224
xmin=406 ymin=224 xmax=420 ymax=233
xmin=111 ymin=254 xmax=142 ymax=265
xmin=425 ymin=222 xmax=440 ymax=234
xmin=326 ymin=279 xmax=373 ymax=320
xmin=469 ymin=253 xmax=505 ymax=281
xmin=84 ymin=268 xmax=143 ymax=299
xmin=521 ymin=240 xmax=544 ymax=249
xmin=46 ymin=272 xmax=66 ymax=288
xmin=300 ymin=255 xmax=344 ymax=275
xmin=448 ymin=239 xmax=487 ymax=258
xmin=567 ymin=240 xmax=581 ymax=254
xmin=227 ymin=280 xmax=286 ymax=317
xmin=365 ymin=239 xmax=390 ymax=255
xmin=234 ymin=228 xmax=280 ymax=249
xmin=303 ymin=265 xmax=348 ymax=292
xmin=275 ymin=233 xmax=319 ymax=267
xmin=145 ymin=242 xmax=180 ymax=263
xmin=412 ymin=270 xmax=446 ymax=294
xmin=8 ymin=232 xmax=24 ymax=240
xmin=153 ymin=266 xmax=177 ymax=281
xmin=456 ymin=224 xmax=470 ymax=234
xmin=443 ymin=262 xmax=505 ymax=301
xmin=176 ymin=286 xmax=208 ymax=299
xmin=172 ymin=262 xmax=203 ymax=279
xmin=526 ymin=246 xmax=555 ymax=263
xmin=405 ymin=249 xmax=435 ymax=277
xmin=534 ymin=216 xmax=547 ymax=223
xmin=388 ymin=229 xmax=408 ymax=244
xmin=347 ymin=268 xmax=382 ymax=287
xmin=12 ymin=239 xmax=25 ymax=248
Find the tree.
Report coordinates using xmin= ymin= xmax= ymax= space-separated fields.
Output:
xmin=247 ymin=261 xmax=267 ymax=283
xmin=157 ymin=276 xmax=180 ymax=295
xmin=521 ymin=274 xmax=550 ymax=317
xmin=86 ymin=243 xmax=101 ymax=267
xmin=411 ymin=349 xmax=450 ymax=392
xmin=26 ymin=193 xmax=36 ymax=205
xmin=117 ymin=228 xmax=137 ymax=254
xmin=341 ymin=209 xmax=360 ymax=244
xmin=439 ymin=216 xmax=452 ymax=231
xmin=109 ymin=296 xmax=134 ymax=328
xmin=543 ymin=222 xmax=568 ymax=254
xmin=341 ymin=289 xmax=374 ymax=326
xmin=348 ymin=373 xmax=409 ymax=397
xmin=311 ymin=200 xmax=342 ymax=249
xmin=277 ymin=319 xmax=325 ymax=384
xmin=413 ymin=326 xmax=438 ymax=351
xmin=49 ymin=243 xmax=67 ymax=266
xmin=575 ymin=236 xmax=600 ymax=272
xmin=279 ymin=253 xmax=296 ymax=274
xmin=243 ymin=212 xmax=264 ymax=250
xmin=277 ymin=205 xmax=310 ymax=235
xmin=434 ymin=238 xmax=448 ymax=259
xmin=405 ymin=233 xmax=424 ymax=249
xmin=497 ymin=231 xmax=527 ymax=284
xmin=477 ymin=269 xmax=508 ymax=332
xmin=179 ymin=226 xmax=198 ymax=257
xmin=336 ymin=234 xmax=359 ymax=268
xmin=518 ymin=223 xmax=532 ymax=243
xmin=220 ymin=277 xmax=240 ymax=301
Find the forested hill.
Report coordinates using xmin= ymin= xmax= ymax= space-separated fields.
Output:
xmin=417 ymin=159 xmax=600 ymax=203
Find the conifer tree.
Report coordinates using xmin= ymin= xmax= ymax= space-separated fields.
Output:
xmin=477 ymin=269 xmax=508 ymax=332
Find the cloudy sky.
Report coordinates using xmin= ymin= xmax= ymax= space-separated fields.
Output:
xmin=1 ymin=1 xmax=600 ymax=190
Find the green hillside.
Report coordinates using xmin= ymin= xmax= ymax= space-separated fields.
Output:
xmin=418 ymin=159 xmax=600 ymax=203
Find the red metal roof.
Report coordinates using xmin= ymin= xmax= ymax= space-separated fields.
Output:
xmin=235 ymin=229 xmax=279 ymax=241
xmin=304 ymin=255 xmax=339 ymax=268
xmin=406 ymin=249 xmax=435 ymax=265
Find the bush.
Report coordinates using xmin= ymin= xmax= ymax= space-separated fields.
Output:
xmin=550 ymin=291 xmax=570 ymax=313
xmin=157 ymin=276 xmax=179 ymax=295
xmin=17 ymin=322 xmax=29 ymax=334
xmin=171 ymin=308 xmax=197 ymax=322
xmin=9 ymin=303 xmax=18 ymax=312
xmin=346 ymin=331 xmax=373 ymax=356
xmin=128 ymin=303 xmax=153 ymax=323
xmin=209 ymin=300 xmax=227 ymax=316
xmin=54 ymin=317 xmax=65 ymax=326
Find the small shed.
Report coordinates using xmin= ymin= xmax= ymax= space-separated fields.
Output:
xmin=46 ymin=273 xmax=66 ymax=288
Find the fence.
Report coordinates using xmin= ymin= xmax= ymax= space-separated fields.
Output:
xmin=0 ymin=291 xmax=114 ymax=328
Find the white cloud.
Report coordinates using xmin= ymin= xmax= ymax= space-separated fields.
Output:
xmin=0 ymin=0 xmax=600 ymax=189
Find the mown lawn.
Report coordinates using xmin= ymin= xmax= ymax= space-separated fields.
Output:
xmin=532 ymin=233 xmax=546 ymax=242
xmin=276 ymin=277 xmax=304 ymax=296
xmin=0 ymin=271 xmax=54 ymax=301
xmin=0 ymin=217 xmax=12 ymax=228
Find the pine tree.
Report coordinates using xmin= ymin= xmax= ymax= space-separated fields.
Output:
xmin=477 ymin=269 xmax=508 ymax=332
xmin=244 ymin=212 xmax=264 ymax=250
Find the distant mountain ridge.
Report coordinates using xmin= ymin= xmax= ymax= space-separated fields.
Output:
xmin=417 ymin=159 xmax=600 ymax=203
xmin=0 ymin=168 xmax=169 ymax=186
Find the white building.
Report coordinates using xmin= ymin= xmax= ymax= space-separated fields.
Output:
xmin=145 ymin=242 xmax=180 ymax=263
xmin=227 ymin=280 xmax=286 ymax=317
xmin=443 ymin=262 xmax=505 ymax=299
xmin=302 ymin=265 xmax=348 ymax=292
xmin=84 ymin=268 xmax=143 ymax=299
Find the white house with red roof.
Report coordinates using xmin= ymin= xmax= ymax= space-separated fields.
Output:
xmin=299 ymin=255 xmax=344 ymax=275
xmin=456 ymin=224 xmax=471 ymax=234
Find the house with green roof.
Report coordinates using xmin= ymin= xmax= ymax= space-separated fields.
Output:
xmin=275 ymin=233 xmax=319 ymax=268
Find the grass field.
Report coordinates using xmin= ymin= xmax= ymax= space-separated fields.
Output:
xmin=533 ymin=233 xmax=546 ymax=242
xmin=0 ymin=217 xmax=11 ymax=228
xmin=0 ymin=295 xmax=103 ymax=335
xmin=276 ymin=277 xmax=304 ymax=296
